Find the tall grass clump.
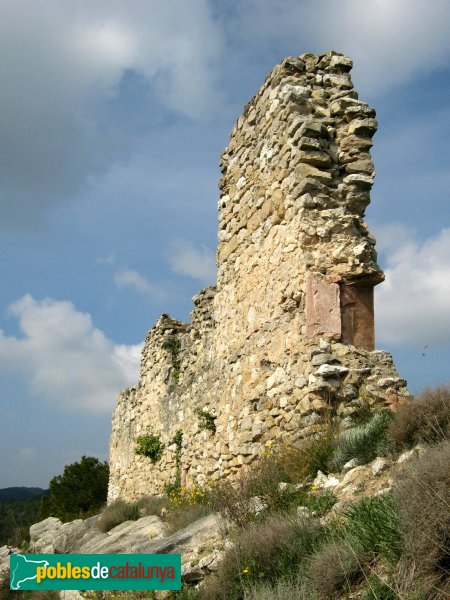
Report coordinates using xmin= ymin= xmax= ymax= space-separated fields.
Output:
xmin=97 ymin=496 xmax=169 ymax=533
xmin=97 ymin=499 xmax=140 ymax=532
xmin=331 ymin=410 xmax=394 ymax=471
xmin=389 ymin=384 xmax=450 ymax=449
xmin=199 ymin=514 xmax=324 ymax=600
xmin=307 ymin=494 xmax=401 ymax=599
xmin=394 ymin=440 xmax=450 ymax=599
xmin=342 ymin=494 xmax=403 ymax=564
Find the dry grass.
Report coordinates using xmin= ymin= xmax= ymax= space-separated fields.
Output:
xmin=394 ymin=440 xmax=450 ymax=599
xmin=97 ymin=495 xmax=169 ymax=532
xmin=242 ymin=574 xmax=310 ymax=599
xmin=389 ymin=384 xmax=450 ymax=449
xmin=307 ymin=539 xmax=367 ymax=599
xmin=166 ymin=503 xmax=213 ymax=533
xmin=199 ymin=514 xmax=324 ymax=600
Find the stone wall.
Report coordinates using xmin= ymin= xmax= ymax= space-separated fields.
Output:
xmin=108 ymin=52 xmax=410 ymax=502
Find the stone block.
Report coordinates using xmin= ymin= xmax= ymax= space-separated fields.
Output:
xmin=305 ymin=273 xmax=341 ymax=339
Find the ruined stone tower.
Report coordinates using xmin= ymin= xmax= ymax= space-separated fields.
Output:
xmin=108 ymin=52 xmax=409 ymax=502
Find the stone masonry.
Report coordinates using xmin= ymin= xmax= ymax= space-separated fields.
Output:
xmin=108 ymin=52 xmax=410 ymax=502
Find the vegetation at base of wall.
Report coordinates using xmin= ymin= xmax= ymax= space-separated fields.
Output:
xmin=97 ymin=498 xmax=140 ymax=532
xmin=135 ymin=431 xmax=164 ymax=461
xmin=212 ymin=440 xmax=336 ymax=528
xmin=194 ymin=408 xmax=216 ymax=432
xmin=163 ymin=336 xmax=182 ymax=383
xmin=175 ymin=386 xmax=450 ymax=600
xmin=97 ymin=486 xmax=214 ymax=535
xmin=38 ymin=456 xmax=109 ymax=523
xmin=98 ymin=495 xmax=170 ymax=533
xmin=330 ymin=410 xmax=395 ymax=471
xmin=4 ymin=386 xmax=449 ymax=600
xmin=165 ymin=484 xmax=214 ymax=532
xmin=280 ymin=434 xmax=336 ymax=481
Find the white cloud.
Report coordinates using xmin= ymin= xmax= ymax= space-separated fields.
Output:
xmin=375 ymin=225 xmax=450 ymax=346
xmin=114 ymin=267 xmax=163 ymax=299
xmin=168 ymin=240 xmax=216 ymax=284
xmin=0 ymin=0 xmax=223 ymax=228
xmin=0 ymin=295 xmax=142 ymax=414
xmin=235 ymin=0 xmax=450 ymax=96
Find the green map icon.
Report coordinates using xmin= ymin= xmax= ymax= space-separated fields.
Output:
xmin=10 ymin=555 xmax=49 ymax=590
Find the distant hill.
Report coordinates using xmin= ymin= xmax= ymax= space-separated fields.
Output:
xmin=0 ymin=487 xmax=47 ymax=502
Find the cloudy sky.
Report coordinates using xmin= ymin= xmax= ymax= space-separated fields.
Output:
xmin=0 ymin=0 xmax=449 ymax=488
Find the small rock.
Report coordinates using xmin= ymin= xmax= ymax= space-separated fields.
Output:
xmin=313 ymin=470 xmax=340 ymax=489
xmin=319 ymin=338 xmax=331 ymax=352
xmin=371 ymin=457 xmax=389 ymax=476
xmin=311 ymin=353 xmax=335 ymax=366
xmin=342 ymin=458 xmax=359 ymax=473
xmin=397 ymin=445 xmax=426 ymax=464
xmin=316 ymin=364 xmax=349 ymax=377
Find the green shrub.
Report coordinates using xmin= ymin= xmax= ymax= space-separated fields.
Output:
xmin=214 ymin=437 xmax=336 ymax=529
xmin=39 ymin=456 xmax=109 ymax=522
xmin=199 ymin=514 xmax=324 ymax=600
xmin=394 ymin=440 xmax=450 ymax=599
xmin=331 ymin=410 xmax=394 ymax=471
xmin=389 ymin=384 xmax=450 ymax=449
xmin=194 ymin=408 xmax=216 ymax=432
xmin=302 ymin=490 xmax=336 ymax=516
xmin=342 ymin=494 xmax=402 ymax=564
xmin=135 ymin=432 xmax=164 ymax=461
xmin=162 ymin=336 xmax=182 ymax=382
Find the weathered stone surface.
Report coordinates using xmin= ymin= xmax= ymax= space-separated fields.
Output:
xmin=108 ymin=52 xmax=410 ymax=501
xmin=305 ymin=274 xmax=341 ymax=340
xmin=0 ymin=545 xmax=19 ymax=577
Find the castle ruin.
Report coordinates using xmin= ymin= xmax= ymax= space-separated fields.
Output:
xmin=108 ymin=52 xmax=410 ymax=502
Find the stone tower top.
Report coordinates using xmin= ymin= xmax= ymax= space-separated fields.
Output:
xmin=216 ymin=51 xmax=382 ymax=352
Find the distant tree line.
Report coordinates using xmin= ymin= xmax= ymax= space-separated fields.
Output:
xmin=0 ymin=456 xmax=109 ymax=547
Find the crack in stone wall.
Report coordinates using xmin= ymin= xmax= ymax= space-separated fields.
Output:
xmin=108 ymin=52 xmax=410 ymax=502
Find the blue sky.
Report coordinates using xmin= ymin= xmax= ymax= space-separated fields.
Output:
xmin=0 ymin=0 xmax=449 ymax=488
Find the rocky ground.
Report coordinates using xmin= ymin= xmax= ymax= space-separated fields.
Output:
xmin=0 ymin=444 xmax=425 ymax=599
